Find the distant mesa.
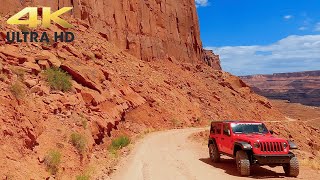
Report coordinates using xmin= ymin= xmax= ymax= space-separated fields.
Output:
xmin=241 ymin=70 xmax=320 ymax=106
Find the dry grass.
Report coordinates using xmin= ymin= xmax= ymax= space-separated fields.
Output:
xmin=11 ymin=67 xmax=26 ymax=80
xmin=44 ymin=68 xmax=72 ymax=92
xmin=171 ymin=118 xmax=182 ymax=127
xmin=300 ymin=155 xmax=320 ymax=170
xmin=0 ymin=73 xmax=6 ymax=81
xmin=44 ymin=150 xmax=62 ymax=175
xmin=10 ymin=82 xmax=25 ymax=99
xmin=70 ymin=132 xmax=87 ymax=154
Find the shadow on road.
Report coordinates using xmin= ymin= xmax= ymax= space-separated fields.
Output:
xmin=199 ymin=157 xmax=288 ymax=179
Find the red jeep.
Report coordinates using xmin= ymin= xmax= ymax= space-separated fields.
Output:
xmin=208 ymin=121 xmax=299 ymax=177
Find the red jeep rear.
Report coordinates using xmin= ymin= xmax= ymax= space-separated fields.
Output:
xmin=208 ymin=121 xmax=299 ymax=177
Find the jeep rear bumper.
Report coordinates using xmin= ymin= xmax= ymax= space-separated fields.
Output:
xmin=253 ymin=154 xmax=294 ymax=165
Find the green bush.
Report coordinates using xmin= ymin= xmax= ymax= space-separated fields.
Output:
xmin=110 ymin=135 xmax=130 ymax=151
xmin=76 ymin=174 xmax=90 ymax=180
xmin=44 ymin=68 xmax=72 ymax=92
xmin=70 ymin=133 xmax=87 ymax=154
xmin=44 ymin=150 xmax=62 ymax=175
xmin=10 ymin=82 xmax=24 ymax=99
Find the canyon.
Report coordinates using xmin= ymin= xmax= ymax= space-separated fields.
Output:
xmin=241 ymin=70 xmax=320 ymax=106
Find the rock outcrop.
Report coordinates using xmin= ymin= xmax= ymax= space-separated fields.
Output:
xmin=241 ymin=70 xmax=320 ymax=106
xmin=1 ymin=0 xmax=206 ymax=64
xmin=203 ymin=49 xmax=221 ymax=70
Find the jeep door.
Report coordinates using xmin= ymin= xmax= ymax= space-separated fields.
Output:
xmin=213 ymin=123 xmax=223 ymax=151
xmin=221 ymin=123 xmax=233 ymax=155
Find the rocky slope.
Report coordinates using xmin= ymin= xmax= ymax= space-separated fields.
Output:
xmin=0 ymin=15 xmax=286 ymax=178
xmin=0 ymin=0 xmax=216 ymax=67
xmin=241 ymin=71 xmax=320 ymax=106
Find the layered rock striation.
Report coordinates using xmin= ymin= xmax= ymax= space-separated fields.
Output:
xmin=241 ymin=71 xmax=320 ymax=106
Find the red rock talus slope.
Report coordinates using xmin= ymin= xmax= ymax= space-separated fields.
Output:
xmin=241 ymin=71 xmax=320 ymax=106
xmin=0 ymin=16 xmax=284 ymax=178
xmin=0 ymin=0 xmax=209 ymax=65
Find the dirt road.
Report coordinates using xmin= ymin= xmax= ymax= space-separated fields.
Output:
xmin=110 ymin=128 xmax=316 ymax=180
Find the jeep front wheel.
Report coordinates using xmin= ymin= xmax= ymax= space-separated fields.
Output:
xmin=283 ymin=156 xmax=299 ymax=177
xmin=209 ymin=143 xmax=220 ymax=163
xmin=235 ymin=150 xmax=250 ymax=176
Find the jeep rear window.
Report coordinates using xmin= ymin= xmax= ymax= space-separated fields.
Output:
xmin=231 ymin=123 xmax=269 ymax=134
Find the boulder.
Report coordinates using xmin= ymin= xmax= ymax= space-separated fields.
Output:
xmin=24 ymin=79 xmax=38 ymax=88
xmin=30 ymin=85 xmax=50 ymax=96
xmin=22 ymin=61 xmax=41 ymax=74
xmin=39 ymin=51 xmax=61 ymax=67
xmin=63 ymin=45 xmax=82 ymax=58
xmin=37 ymin=60 xmax=50 ymax=70
xmin=0 ymin=46 xmax=27 ymax=63
xmin=60 ymin=60 xmax=104 ymax=93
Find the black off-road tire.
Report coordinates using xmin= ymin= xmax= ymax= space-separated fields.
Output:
xmin=209 ymin=143 xmax=220 ymax=163
xmin=283 ymin=156 xmax=299 ymax=177
xmin=236 ymin=150 xmax=250 ymax=176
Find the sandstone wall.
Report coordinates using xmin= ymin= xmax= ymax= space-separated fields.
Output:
xmin=0 ymin=0 xmax=209 ymax=64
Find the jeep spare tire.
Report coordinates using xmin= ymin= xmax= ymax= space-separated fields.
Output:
xmin=236 ymin=150 xmax=250 ymax=176
xmin=283 ymin=156 xmax=299 ymax=177
xmin=209 ymin=143 xmax=220 ymax=163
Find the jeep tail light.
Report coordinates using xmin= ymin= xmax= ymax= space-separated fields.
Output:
xmin=253 ymin=142 xmax=260 ymax=148
xmin=283 ymin=142 xmax=288 ymax=149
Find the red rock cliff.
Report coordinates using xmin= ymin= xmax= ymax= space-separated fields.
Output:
xmin=0 ymin=0 xmax=208 ymax=64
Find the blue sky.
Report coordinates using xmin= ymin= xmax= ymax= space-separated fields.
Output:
xmin=196 ymin=0 xmax=320 ymax=75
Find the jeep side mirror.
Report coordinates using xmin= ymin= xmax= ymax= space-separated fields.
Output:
xmin=270 ymin=130 xmax=274 ymax=135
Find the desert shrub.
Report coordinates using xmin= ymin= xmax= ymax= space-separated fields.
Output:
xmin=10 ymin=82 xmax=24 ymax=99
xmin=70 ymin=132 xmax=87 ymax=154
xmin=44 ymin=150 xmax=62 ymax=175
xmin=18 ymin=25 xmax=29 ymax=32
xmin=11 ymin=67 xmax=25 ymax=79
xmin=43 ymin=34 xmax=55 ymax=47
xmin=76 ymin=173 xmax=90 ymax=180
xmin=171 ymin=118 xmax=181 ymax=127
xmin=110 ymin=135 xmax=130 ymax=151
xmin=300 ymin=155 xmax=320 ymax=170
xmin=0 ymin=73 xmax=6 ymax=81
xmin=79 ymin=114 xmax=88 ymax=129
xmin=44 ymin=68 xmax=72 ymax=92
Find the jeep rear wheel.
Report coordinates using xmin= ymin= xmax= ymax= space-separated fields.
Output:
xmin=235 ymin=150 xmax=250 ymax=176
xmin=209 ymin=143 xmax=220 ymax=163
xmin=283 ymin=156 xmax=299 ymax=177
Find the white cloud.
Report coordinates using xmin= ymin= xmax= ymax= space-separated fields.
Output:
xmin=315 ymin=22 xmax=320 ymax=31
xmin=284 ymin=15 xmax=293 ymax=20
xmin=299 ymin=26 xmax=307 ymax=31
xmin=206 ymin=35 xmax=320 ymax=75
xmin=195 ymin=0 xmax=209 ymax=7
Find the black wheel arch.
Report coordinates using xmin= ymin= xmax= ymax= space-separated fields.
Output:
xmin=233 ymin=141 xmax=253 ymax=156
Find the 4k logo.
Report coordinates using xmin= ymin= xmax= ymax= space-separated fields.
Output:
xmin=7 ymin=7 xmax=73 ymax=28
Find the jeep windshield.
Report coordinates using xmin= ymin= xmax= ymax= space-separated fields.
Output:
xmin=231 ymin=123 xmax=269 ymax=134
